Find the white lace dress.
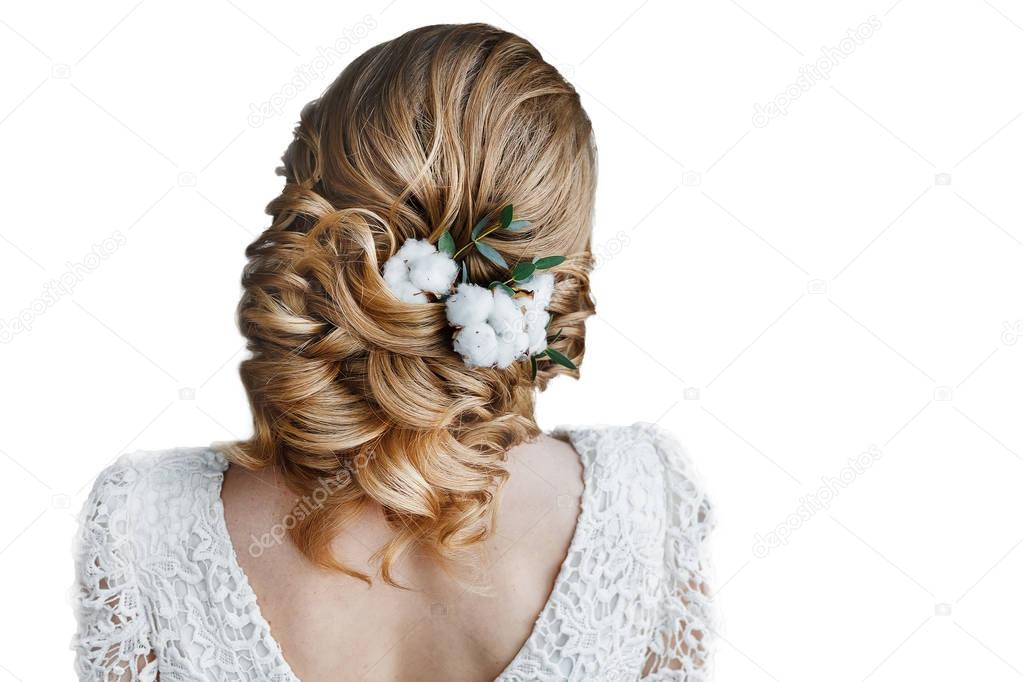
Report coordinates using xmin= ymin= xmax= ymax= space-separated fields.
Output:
xmin=72 ymin=423 xmax=714 ymax=681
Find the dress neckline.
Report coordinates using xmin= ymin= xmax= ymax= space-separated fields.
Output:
xmin=207 ymin=426 xmax=594 ymax=681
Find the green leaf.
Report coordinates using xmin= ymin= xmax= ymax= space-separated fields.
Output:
xmin=475 ymin=241 xmax=508 ymax=268
xmin=533 ymin=255 xmax=566 ymax=269
xmin=547 ymin=328 xmax=563 ymax=343
xmin=438 ymin=230 xmax=455 ymax=256
xmin=511 ymin=261 xmax=536 ymax=281
xmin=506 ymin=219 xmax=530 ymax=232
xmin=489 ymin=281 xmax=516 ymax=297
xmin=471 ymin=214 xmax=491 ymax=241
xmin=499 ymin=204 xmax=514 ymax=228
xmin=545 ymin=347 xmax=577 ymax=370
xmin=530 ymin=354 xmax=538 ymax=380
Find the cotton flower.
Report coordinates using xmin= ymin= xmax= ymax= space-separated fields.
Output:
xmin=382 ymin=238 xmax=457 ymax=303
xmin=409 ymin=251 xmax=458 ymax=295
xmin=392 ymin=280 xmax=429 ymax=304
xmin=395 ymin=238 xmax=437 ymax=264
xmin=382 ymin=256 xmax=410 ymax=289
xmin=453 ymin=322 xmax=498 ymax=368
xmin=444 ymin=276 xmax=559 ymax=368
xmin=524 ymin=307 xmax=550 ymax=355
xmin=383 ymin=235 xmax=560 ymax=371
xmin=447 ymin=286 xmax=530 ymax=368
xmin=445 ymin=284 xmax=494 ymax=327
xmin=494 ymin=328 xmax=530 ymax=368
xmin=517 ymin=272 xmax=555 ymax=309
xmin=488 ymin=289 xmax=523 ymax=339
xmin=480 ymin=290 xmax=531 ymax=368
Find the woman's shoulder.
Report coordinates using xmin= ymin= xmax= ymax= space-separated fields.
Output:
xmin=500 ymin=423 xmax=713 ymax=677
xmin=554 ymin=420 xmax=686 ymax=454
xmin=555 ymin=422 xmax=707 ymax=492
xmin=77 ymin=446 xmax=228 ymax=543
xmin=88 ymin=445 xmax=226 ymax=490
xmin=554 ymin=422 xmax=713 ymax=544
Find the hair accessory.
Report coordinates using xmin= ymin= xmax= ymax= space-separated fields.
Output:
xmin=381 ymin=205 xmax=575 ymax=377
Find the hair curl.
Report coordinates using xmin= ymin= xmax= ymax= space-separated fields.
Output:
xmin=225 ymin=23 xmax=596 ymax=585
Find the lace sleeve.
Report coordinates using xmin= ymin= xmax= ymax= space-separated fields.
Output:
xmin=641 ymin=425 xmax=715 ymax=681
xmin=73 ymin=460 xmax=158 ymax=681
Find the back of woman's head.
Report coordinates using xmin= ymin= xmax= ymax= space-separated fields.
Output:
xmin=228 ymin=23 xmax=596 ymax=584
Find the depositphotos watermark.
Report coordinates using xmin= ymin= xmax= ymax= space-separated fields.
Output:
xmin=1 ymin=230 xmax=127 ymax=343
xmin=592 ymin=230 xmax=632 ymax=270
xmin=752 ymin=15 xmax=882 ymax=128
xmin=247 ymin=448 xmax=377 ymax=557
xmin=752 ymin=445 xmax=882 ymax=558
xmin=247 ymin=15 xmax=378 ymax=128
xmin=1001 ymin=319 xmax=1023 ymax=345
xmin=248 ymin=471 xmax=347 ymax=557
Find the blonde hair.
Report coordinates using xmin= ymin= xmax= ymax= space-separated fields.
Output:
xmin=226 ymin=23 xmax=596 ymax=585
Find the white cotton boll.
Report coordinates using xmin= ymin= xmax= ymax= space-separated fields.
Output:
xmin=394 ymin=280 xmax=428 ymax=304
xmin=488 ymin=289 xmax=524 ymax=338
xmin=453 ymin=322 xmax=498 ymax=367
xmin=518 ymin=272 xmax=555 ymax=309
xmin=396 ymin=238 xmax=436 ymax=264
xmin=489 ymin=291 xmax=530 ymax=368
xmin=381 ymin=253 xmax=423 ymax=302
xmin=494 ymin=330 xmax=529 ymax=368
xmin=445 ymin=284 xmax=494 ymax=327
xmin=409 ymin=251 xmax=458 ymax=295
xmin=494 ymin=338 xmax=517 ymax=369
xmin=382 ymin=255 xmax=411 ymax=289
xmin=525 ymin=309 xmax=550 ymax=355
xmin=513 ymin=329 xmax=530 ymax=359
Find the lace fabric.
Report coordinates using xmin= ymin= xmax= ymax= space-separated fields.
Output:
xmin=72 ymin=423 xmax=714 ymax=681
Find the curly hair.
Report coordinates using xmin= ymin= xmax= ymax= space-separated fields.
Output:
xmin=225 ymin=23 xmax=596 ymax=585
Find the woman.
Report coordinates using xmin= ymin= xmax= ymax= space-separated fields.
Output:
xmin=72 ymin=23 xmax=713 ymax=681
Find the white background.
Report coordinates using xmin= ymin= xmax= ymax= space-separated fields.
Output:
xmin=2 ymin=1 xmax=1022 ymax=680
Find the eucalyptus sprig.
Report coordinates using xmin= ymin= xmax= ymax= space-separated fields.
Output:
xmin=440 ymin=204 xmax=532 ymax=270
xmin=489 ymin=254 xmax=566 ymax=295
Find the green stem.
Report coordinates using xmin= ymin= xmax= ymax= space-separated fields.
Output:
xmin=452 ymin=223 xmax=503 ymax=260
xmin=477 ymin=224 xmax=503 ymax=241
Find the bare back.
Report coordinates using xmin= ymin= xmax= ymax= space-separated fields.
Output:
xmin=221 ymin=435 xmax=583 ymax=681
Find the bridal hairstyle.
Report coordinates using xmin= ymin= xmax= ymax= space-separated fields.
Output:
xmin=226 ymin=23 xmax=597 ymax=585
